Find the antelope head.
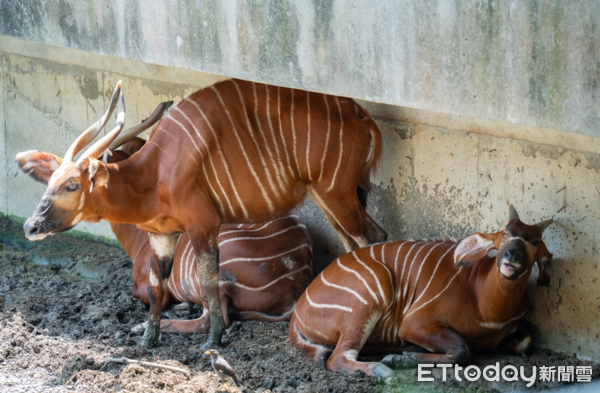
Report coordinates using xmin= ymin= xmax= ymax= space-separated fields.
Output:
xmin=454 ymin=205 xmax=554 ymax=286
xmin=16 ymin=86 xmax=171 ymax=241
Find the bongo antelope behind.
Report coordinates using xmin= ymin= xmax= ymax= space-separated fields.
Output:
xmin=18 ymin=79 xmax=386 ymax=348
xmin=289 ymin=205 xmax=553 ymax=379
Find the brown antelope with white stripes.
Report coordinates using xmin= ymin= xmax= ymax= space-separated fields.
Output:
xmin=18 ymin=79 xmax=387 ymax=348
xmin=124 ymin=215 xmax=313 ymax=333
xmin=289 ymin=205 xmax=553 ymax=379
xmin=17 ymin=137 xmax=313 ymax=333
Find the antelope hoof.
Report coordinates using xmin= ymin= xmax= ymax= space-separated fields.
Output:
xmin=140 ymin=323 xmax=160 ymax=348
xmin=370 ymin=363 xmax=394 ymax=381
xmin=381 ymin=353 xmax=417 ymax=369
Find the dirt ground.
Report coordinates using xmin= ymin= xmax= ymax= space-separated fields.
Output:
xmin=0 ymin=217 xmax=598 ymax=393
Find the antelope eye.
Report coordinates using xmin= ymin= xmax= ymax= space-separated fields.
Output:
xmin=531 ymin=240 xmax=540 ymax=246
xmin=67 ymin=182 xmax=79 ymax=192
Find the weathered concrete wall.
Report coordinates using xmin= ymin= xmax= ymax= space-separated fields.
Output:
xmin=1 ymin=1 xmax=599 ymax=139
xmin=0 ymin=37 xmax=599 ymax=361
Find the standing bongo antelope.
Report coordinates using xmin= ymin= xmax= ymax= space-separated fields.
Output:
xmin=18 ymin=79 xmax=387 ymax=348
xmin=289 ymin=205 xmax=553 ymax=379
xmin=18 ymin=137 xmax=313 ymax=334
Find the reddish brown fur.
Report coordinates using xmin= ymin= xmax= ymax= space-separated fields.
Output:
xmin=20 ymin=79 xmax=387 ymax=347
xmin=289 ymin=207 xmax=553 ymax=378
xmin=119 ymin=216 xmax=313 ymax=334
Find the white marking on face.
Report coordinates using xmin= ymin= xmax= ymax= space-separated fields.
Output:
xmin=70 ymin=212 xmax=83 ymax=227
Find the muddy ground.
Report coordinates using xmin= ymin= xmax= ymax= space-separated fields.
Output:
xmin=0 ymin=217 xmax=598 ymax=393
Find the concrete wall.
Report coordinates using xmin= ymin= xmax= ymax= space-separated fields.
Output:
xmin=1 ymin=36 xmax=599 ymax=360
xmin=1 ymin=1 xmax=599 ymax=139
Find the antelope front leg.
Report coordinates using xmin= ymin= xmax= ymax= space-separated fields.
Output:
xmin=196 ymin=248 xmax=224 ymax=349
xmin=141 ymin=233 xmax=178 ymax=348
xmin=384 ymin=324 xmax=470 ymax=367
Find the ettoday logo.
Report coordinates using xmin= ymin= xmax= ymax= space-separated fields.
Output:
xmin=418 ymin=363 xmax=593 ymax=387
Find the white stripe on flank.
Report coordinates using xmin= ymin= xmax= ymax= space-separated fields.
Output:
xmin=397 ymin=242 xmax=426 ymax=302
xmin=403 ymin=267 xmax=464 ymax=319
xmin=403 ymin=242 xmax=445 ymax=314
xmin=306 ymin=289 xmax=352 ymax=312
xmin=318 ymin=95 xmax=331 ymax=182
xmin=220 ymin=244 xmax=311 ymax=266
xmin=220 ymin=266 xmax=311 ymax=291
xmin=305 ymin=91 xmax=312 ymax=180
xmin=320 ymin=270 xmax=368 ymax=305
xmin=218 ymin=215 xmax=297 ymax=237
xmin=336 ymin=259 xmax=379 ymax=304
xmin=235 ymin=81 xmax=279 ymax=207
xmin=393 ymin=242 xmax=408 ymax=273
xmin=252 ymin=82 xmax=284 ymax=200
xmin=263 ymin=84 xmax=288 ymax=194
xmin=327 ymin=97 xmax=344 ymax=192
xmin=410 ymin=244 xmax=457 ymax=306
xmin=381 ymin=244 xmax=387 ymax=265
xmin=212 ymin=84 xmax=274 ymax=213
xmin=480 ymin=311 xmax=527 ymax=330
xmin=278 ymin=86 xmax=295 ymax=179
xmin=218 ymin=224 xmax=304 ymax=246
xmin=401 ymin=243 xmax=429 ymax=300
xmin=294 ymin=309 xmax=329 ymax=340
xmin=291 ymin=89 xmax=302 ymax=177
xmin=185 ymin=98 xmax=248 ymax=219
xmin=167 ymin=114 xmax=225 ymax=216
xmin=353 ymin=251 xmax=388 ymax=304
xmin=174 ymin=106 xmax=234 ymax=217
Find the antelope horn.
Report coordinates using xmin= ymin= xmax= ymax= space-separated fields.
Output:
xmin=108 ymin=101 xmax=172 ymax=150
xmin=536 ymin=219 xmax=554 ymax=233
xmin=508 ymin=204 xmax=520 ymax=221
xmin=63 ymin=81 xmax=121 ymax=163
xmin=76 ymin=92 xmax=126 ymax=167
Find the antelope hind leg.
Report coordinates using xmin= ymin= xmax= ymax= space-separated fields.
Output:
xmin=395 ymin=323 xmax=470 ymax=365
xmin=160 ymin=313 xmax=210 ymax=334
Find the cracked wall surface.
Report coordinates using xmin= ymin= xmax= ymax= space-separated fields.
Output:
xmin=0 ymin=38 xmax=599 ymax=360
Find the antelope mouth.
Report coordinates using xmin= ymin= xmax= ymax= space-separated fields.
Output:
xmin=500 ymin=259 xmax=520 ymax=276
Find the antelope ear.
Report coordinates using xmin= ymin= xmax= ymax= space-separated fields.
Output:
xmin=15 ymin=150 xmax=63 ymax=185
xmin=454 ymin=233 xmax=497 ymax=267
xmin=88 ymin=156 xmax=109 ymax=192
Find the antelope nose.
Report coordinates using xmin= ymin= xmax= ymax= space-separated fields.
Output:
xmin=503 ymin=249 xmax=521 ymax=263
xmin=23 ymin=219 xmax=40 ymax=237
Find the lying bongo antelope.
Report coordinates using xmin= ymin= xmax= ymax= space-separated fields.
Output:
xmin=123 ymin=214 xmax=313 ymax=333
xmin=19 ymin=79 xmax=386 ymax=348
xmin=18 ymin=122 xmax=313 ymax=335
xmin=289 ymin=205 xmax=553 ymax=379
